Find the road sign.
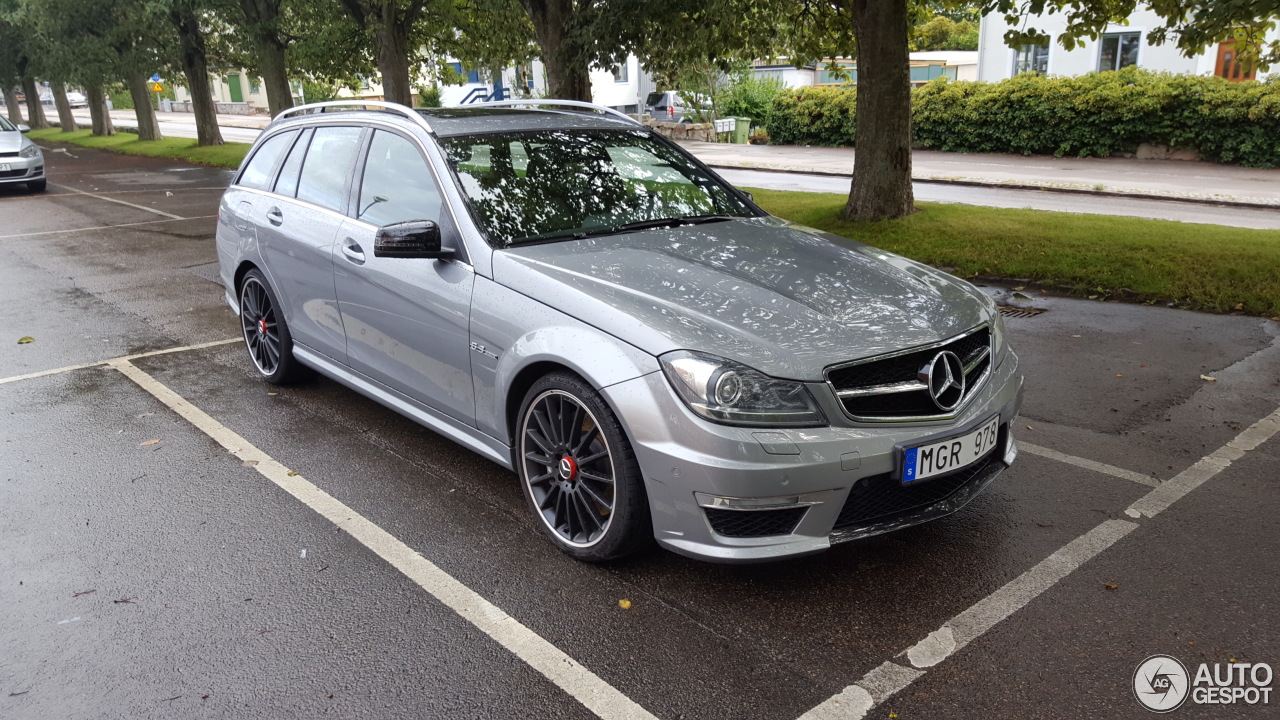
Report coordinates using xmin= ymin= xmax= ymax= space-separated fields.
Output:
xmin=151 ymin=82 xmax=163 ymax=93
xmin=150 ymin=73 xmax=161 ymax=83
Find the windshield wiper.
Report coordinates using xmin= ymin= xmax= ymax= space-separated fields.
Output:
xmin=675 ymin=214 xmax=736 ymax=225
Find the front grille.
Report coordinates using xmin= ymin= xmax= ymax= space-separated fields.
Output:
xmin=0 ymin=168 xmax=29 ymax=179
xmin=832 ymin=444 xmax=1000 ymax=531
xmin=0 ymin=151 xmax=19 ymax=158
xmin=705 ymin=507 xmax=807 ymax=538
xmin=826 ymin=326 xmax=991 ymax=421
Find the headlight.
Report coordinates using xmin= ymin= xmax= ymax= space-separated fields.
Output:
xmin=20 ymin=144 xmax=40 ymax=159
xmin=660 ymin=350 xmax=825 ymax=427
xmin=990 ymin=307 xmax=1009 ymax=368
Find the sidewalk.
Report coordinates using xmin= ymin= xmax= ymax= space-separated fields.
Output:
xmin=679 ymin=140 xmax=1280 ymax=207
xmin=69 ymin=108 xmax=272 ymax=130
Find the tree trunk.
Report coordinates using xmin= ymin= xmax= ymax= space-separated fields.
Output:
xmin=21 ymin=77 xmax=50 ymax=129
xmin=373 ymin=5 xmax=413 ymax=105
xmin=170 ymin=6 xmax=225 ymax=146
xmin=240 ymin=0 xmax=294 ymax=115
xmin=3 ymin=84 xmax=24 ymax=124
xmin=86 ymin=82 xmax=115 ymax=136
xmin=127 ymin=74 xmax=163 ymax=141
xmin=841 ymin=0 xmax=915 ymax=221
xmin=51 ymin=83 xmax=77 ymax=131
xmin=522 ymin=0 xmax=591 ymax=101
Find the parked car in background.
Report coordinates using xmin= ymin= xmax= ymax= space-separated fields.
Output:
xmin=66 ymin=91 xmax=88 ymax=108
xmin=0 ymin=115 xmax=46 ymax=193
xmin=644 ymin=90 xmax=709 ymax=123
xmin=217 ymin=99 xmax=1022 ymax=564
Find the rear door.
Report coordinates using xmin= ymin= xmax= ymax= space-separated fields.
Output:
xmin=259 ymin=125 xmax=364 ymax=363
xmin=333 ymin=128 xmax=476 ymax=424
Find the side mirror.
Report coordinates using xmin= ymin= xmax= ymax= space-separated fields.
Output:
xmin=17 ymin=124 xmax=30 ymax=133
xmin=373 ymin=220 xmax=453 ymax=260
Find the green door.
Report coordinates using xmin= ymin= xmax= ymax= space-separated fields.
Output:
xmin=226 ymin=74 xmax=243 ymax=103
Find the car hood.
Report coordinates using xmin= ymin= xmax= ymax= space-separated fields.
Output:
xmin=0 ymin=131 xmax=25 ymax=153
xmin=493 ymin=217 xmax=993 ymax=380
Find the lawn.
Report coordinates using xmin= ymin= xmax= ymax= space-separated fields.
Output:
xmin=28 ymin=128 xmax=250 ymax=168
xmin=25 ymin=129 xmax=1279 ymax=316
xmin=748 ymin=188 xmax=1280 ymax=316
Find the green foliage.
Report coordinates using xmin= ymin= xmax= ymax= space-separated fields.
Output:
xmin=764 ymin=85 xmax=856 ymax=146
xmin=417 ymin=84 xmax=442 ymax=107
xmin=108 ymin=84 xmax=133 ymax=110
xmin=720 ymin=70 xmax=784 ymax=127
xmin=300 ymin=79 xmax=339 ymax=103
xmin=28 ymin=127 xmax=250 ymax=167
xmin=766 ymin=68 xmax=1280 ymax=167
xmin=911 ymin=16 xmax=978 ymax=51
xmin=748 ymin=186 xmax=1280 ymax=316
xmin=913 ymin=68 xmax=1280 ymax=166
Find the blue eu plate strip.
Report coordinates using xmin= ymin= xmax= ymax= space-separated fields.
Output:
xmin=903 ymin=447 xmax=918 ymax=483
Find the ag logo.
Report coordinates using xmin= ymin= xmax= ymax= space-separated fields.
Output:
xmin=1134 ymin=654 xmax=1190 ymax=712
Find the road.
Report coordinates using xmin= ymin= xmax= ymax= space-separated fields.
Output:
xmin=2 ymin=146 xmax=1278 ymax=719
xmin=716 ymin=168 xmax=1280 ymax=230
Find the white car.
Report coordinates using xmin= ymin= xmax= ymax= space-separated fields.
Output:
xmin=0 ymin=115 xmax=46 ymax=192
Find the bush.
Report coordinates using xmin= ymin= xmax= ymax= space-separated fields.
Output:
xmin=764 ymin=68 xmax=1280 ymax=167
xmin=765 ymin=85 xmax=857 ymax=146
xmin=418 ymin=85 xmax=443 ymax=108
xmin=721 ymin=72 xmax=785 ymax=128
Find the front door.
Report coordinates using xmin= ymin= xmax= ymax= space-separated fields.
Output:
xmin=226 ymin=74 xmax=244 ymax=103
xmin=333 ymin=129 xmax=476 ymax=423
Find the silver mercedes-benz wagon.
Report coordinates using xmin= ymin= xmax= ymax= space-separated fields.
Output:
xmin=216 ymin=100 xmax=1023 ymax=563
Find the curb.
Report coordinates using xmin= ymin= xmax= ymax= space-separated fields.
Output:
xmin=700 ymin=161 xmax=1280 ymax=211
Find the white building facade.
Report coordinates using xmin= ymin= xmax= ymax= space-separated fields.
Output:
xmin=978 ymin=8 xmax=1280 ymax=82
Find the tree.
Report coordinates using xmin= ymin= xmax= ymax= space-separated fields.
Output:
xmin=231 ymin=0 xmax=293 ymax=114
xmin=336 ymin=0 xmax=436 ymax=105
xmin=163 ymin=0 xmax=225 ymax=145
xmin=912 ymin=15 xmax=978 ymax=51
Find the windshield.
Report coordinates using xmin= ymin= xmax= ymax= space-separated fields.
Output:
xmin=440 ymin=129 xmax=759 ymax=247
xmin=0 ymin=116 xmax=14 ymax=132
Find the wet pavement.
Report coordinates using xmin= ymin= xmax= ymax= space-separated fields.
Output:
xmin=2 ymin=143 xmax=1278 ymax=719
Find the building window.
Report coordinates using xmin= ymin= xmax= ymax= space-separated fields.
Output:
xmin=1013 ymin=44 xmax=1049 ymax=75
xmin=1215 ymin=41 xmax=1257 ymax=81
xmin=816 ymin=62 xmax=857 ymax=85
xmin=448 ymin=63 xmax=482 ymax=84
xmin=612 ymin=63 xmax=628 ymax=83
xmin=249 ymin=77 xmax=261 ymax=94
xmin=1098 ymin=32 xmax=1141 ymax=72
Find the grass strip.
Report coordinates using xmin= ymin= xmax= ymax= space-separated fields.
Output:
xmin=748 ymin=188 xmax=1280 ymax=316
xmin=28 ymin=128 xmax=250 ymax=168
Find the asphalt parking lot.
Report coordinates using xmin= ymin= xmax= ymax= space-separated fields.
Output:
xmin=2 ymin=144 xmax=1278 ymax=720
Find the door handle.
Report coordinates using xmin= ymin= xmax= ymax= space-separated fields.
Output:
xmin=266 ymin=207 xmax=284 ymax=226
xmin=341 ymin=239 xmax=366 ymax=264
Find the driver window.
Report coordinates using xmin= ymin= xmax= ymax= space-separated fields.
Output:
xmin=357 ymin=130 xmax=443 ymax=227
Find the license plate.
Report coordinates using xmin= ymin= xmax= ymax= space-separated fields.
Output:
xmin=903 ymin=416 xmax=1000 ymax=483
xmin=0 ymin=164 xmax=9 ymax=172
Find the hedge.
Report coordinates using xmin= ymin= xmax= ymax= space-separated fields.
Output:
xmin=763 ymin=68 xmax=1280 ymax=167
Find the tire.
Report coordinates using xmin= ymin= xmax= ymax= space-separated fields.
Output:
xmin=238 ymin=268 xmax=308 ymax=385
xmin=516 ymin=373 xmax=652 ymax=562
xmin=27 ymin=178 xmax=46 ymax=193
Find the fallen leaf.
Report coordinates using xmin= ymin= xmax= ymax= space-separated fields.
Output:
xmin=17 ymin=336 xmax=34 ymax=344
xmin=1140 ymin=364 xmax=1147 ymax=368
xmin=165 ymin=191 xmax=174 ymax=197
xmin=1025 ymin=425 xmax=1033 ymax=430
xmin=140 ymin=439 xmax=161 ymax=446
xmin=1071 ymin=334 xmax=1082 ymax=338
xmin=287 ymin=470 xmax=299 ymax=476
xmin=1088 ymin=295 xmax=1098 ymax=300
xmin=1115 ymin=374 xmax=1124 ymax=377
xmin=618 ymin=599 xmax=632 ymax=610
xmin=1200 ymin=375 xmax=1217 ymax=382
xmin=201 ymin=695 xmax=209 ymax=700
xmin=1234 ymin=303 xmax=1244 ymax=310
xmin=267 ymin=392 xmax=278 ymax=396
xmin=1189 ymin=642 xmax=1195 ymax=646
xmin=889 ymin=713 xmax=898 ymax=719
xmin=1102 ymin=580 xmax=1118 ymax=591
xmin=1110 ymin=408 xmax=1118 ymax=412
xmin=1011 ymin=286 xmax=1025 ymax=291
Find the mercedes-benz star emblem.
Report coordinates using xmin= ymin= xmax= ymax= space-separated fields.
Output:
xmin=558 ymin=456 xmax=577 ymax=481
xmin=919 ymin=350 xmax=966 ymax=411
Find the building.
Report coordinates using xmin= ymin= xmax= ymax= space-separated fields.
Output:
xmin=171 ymin=72 xmax=302 ymax=115
xmin=977 ymin=7 xmax=1280 ymax=82
xmin=753 ymin=52 xmax=978 ymax=89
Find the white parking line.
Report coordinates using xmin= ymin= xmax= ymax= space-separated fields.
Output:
xmin=49 ymin=182 xmax=186 ymax=220
xmin=1018 ymin=441 xmax=1159 ymax=487
xmin=0 ymin=215 xmax=216 ymax=241
xmin=799 ymin=404 xmax=1280 ymax=719
xmin=107 ymin=358 xmax=657 ymax=720
xmin=0 ymin=338 xmax=239 ymax=386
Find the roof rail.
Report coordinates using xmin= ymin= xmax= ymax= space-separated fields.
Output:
xmin=473 ymin=99 xmax=641 ymax=126
xmin=273 ymin=100 xmax=433 ymax=133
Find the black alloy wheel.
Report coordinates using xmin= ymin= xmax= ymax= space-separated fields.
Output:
xmin=238 ymin=269 xmax=307 ymax=384
xmin=517 ymin=373 xmax=651 ymax=561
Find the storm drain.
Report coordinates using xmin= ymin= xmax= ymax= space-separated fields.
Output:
xmin=998 ymin=306 xmax=1045 ymax=319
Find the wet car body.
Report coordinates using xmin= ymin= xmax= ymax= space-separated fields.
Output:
xmin=216 ymin=100 xmax=1023 ymax=563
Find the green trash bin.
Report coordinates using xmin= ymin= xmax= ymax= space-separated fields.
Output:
xmin=732 ymin=117 xmax=751 ymax=144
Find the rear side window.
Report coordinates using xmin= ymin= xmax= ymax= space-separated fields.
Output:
xmin=356 ymin=130 xmax=442 ymax=227
xmin=296 ymin=126 xmax=363 ymax=212
xmin=273 ymin=128 xmax=311 ymax=198
xmin=645 ymin=92 xmax=665 ymax=107
xmin=238 ymin=130 xmax=296 ymax=190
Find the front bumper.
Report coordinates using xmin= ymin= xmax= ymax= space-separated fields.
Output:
xmin=0 ymin=152 xmax=44 ymax=185
xmin=603 ymin=349 xmax=1023 ymax=562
